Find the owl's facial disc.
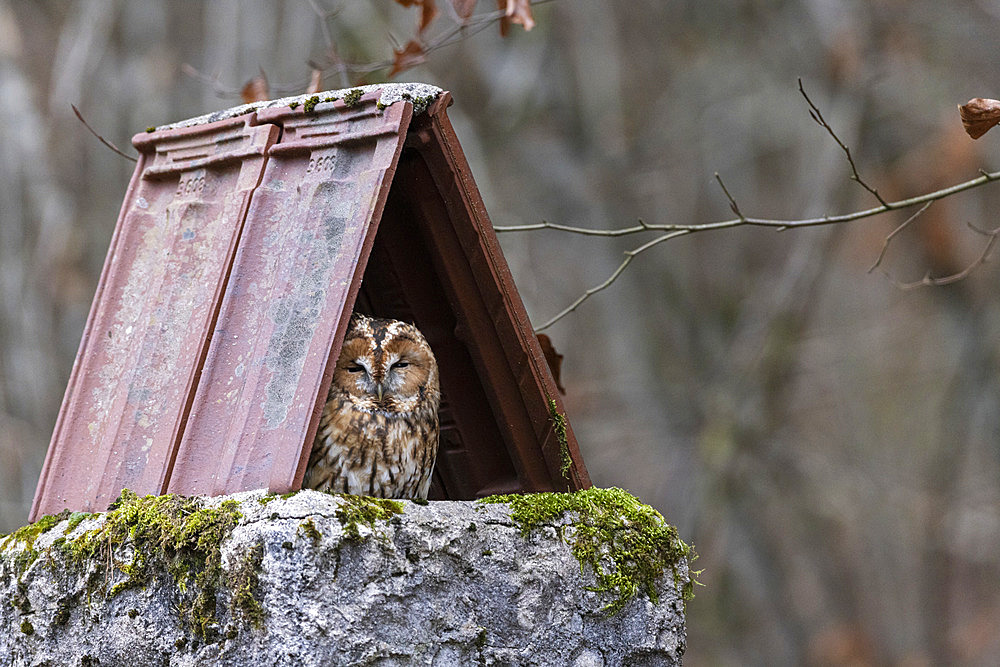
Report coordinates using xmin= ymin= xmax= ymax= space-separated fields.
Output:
xmin=380 ymin=353 xmax=411 ymax=398
xmin=346 ymin=352 xmax=404 ymax=403
xmin=345 ymin=357 xmax=377 ymax=395
xmin=331 ymin=319 xmax=437 ymax=416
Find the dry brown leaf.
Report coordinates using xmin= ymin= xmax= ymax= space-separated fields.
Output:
xmin=306 ymin=68 xmax=324 ymax=94
xmin=389 ymin=40 xmax=427 ymax=77
xmin=536 ymin=334 xmax=566 ymax=394
xmin=959 ymin=98 xmax=1000 ymax=139
xmin=504 ymin=0 xmax=535 ymax=31
xmin=451 ymin=0 xmax=477 ymax=22
xmin=241 ymin=71 xmax=269 ymax=104
xmin=395 ymin=0 xmax=439 ymax=34
xmin=419 ymin=0 xmax=439 ymax=32
xmin=496 ymin=0 xmax=510 ymax=36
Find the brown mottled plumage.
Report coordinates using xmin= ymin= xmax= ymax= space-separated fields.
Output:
xmin=303 ymin=314 xmax=440 ymax=499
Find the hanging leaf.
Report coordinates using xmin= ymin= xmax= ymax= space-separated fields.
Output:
xmin=451 ymin=0 xmax=477 ymax=22
xmin=395 ymin=0 xmax=439 ymax=34
xmin=959 ymin=98 xmax=1000 ymax=139
xmin=496 ymin=0 xmax=510 ymax=36
xmin=504 ymin=0 xmax=535 ymax=31
xmin=537 ymin=334 xmax=566 ymax=394
xmin=240 ymin=71 xmax=270 ymax=103
xmin=389 ymin=40 xmax=427 ymax=77
xmin=495 ymin=0 xmax=534 ymax=35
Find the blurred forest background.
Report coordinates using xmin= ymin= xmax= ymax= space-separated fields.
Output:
xmin=2 ymin=0 xmax=1000 ymax=664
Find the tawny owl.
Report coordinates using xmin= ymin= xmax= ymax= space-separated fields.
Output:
xmin=303 ymin=313 xmax=440 ymax=499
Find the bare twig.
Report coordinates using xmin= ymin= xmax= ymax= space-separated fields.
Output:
xmin=180 ymin=62 xmax=227 ymax=91
xmin=498 ymin=170 xmax=1000 ymax=238
xmin=502 ymin=84 xmax=1000 ymax=332
xmin=339 ymin=5 xmax=513 ymax=75
xmin=798 ymin=78 xmax=890 ymax=207
xmin=536 ymin=231 xmax=689 ymax=332
xmin=304 ymin=0 xmax=349 ymax=89
xmin=305 ymin=0 xmax=340 ymax=50
xmin=525 ymin=169 xmax=1000 ymax=332
xmin=184 ymin=0 xmax=559 ymax=95
xmin=868 ymin=201 xmax=934 ymax=273
xmin=495 ymin=219 xmax=652 ymax=236
xmin=715 ymin=172 xmax=746 ymax=220
xmin=885 ymin=221 xmax=1000 ymax=289
xmin=71 ymin=104 xmax=138 ymax=163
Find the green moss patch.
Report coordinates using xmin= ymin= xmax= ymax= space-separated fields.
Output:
xmin=480 ymin=487 xmax=698 ymax=614
xmin=227 ymin=541 xmax=265 ymax=630
xmin=342 ymin=88 xmax=363 ymax=107
xmin=65 ymin=511 xmax=95 ymax=533
xmin=299 ymin=519 xmax=322 ymax=544
xmin=547 ymin=398 xmax=572 ymax=483
xmin=258 ymin=491 xmax=296 ymax=506
xmin=1 ymin=490 xmax=264 ymax=639
xmin=1 ymin=509 xmax=71 ymax=575
xmin=333 ymin=495 xmax=404 ymax=541
xmin=399 ymin=92 xmax=437 ymax=113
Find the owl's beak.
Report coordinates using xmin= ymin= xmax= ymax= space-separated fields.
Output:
xmin=376 ymin=384 xmax=384 ymax=401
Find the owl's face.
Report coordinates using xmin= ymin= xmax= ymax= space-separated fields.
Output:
xmin=307 ymin=313 xmax=441 ymax=498
xmin=331 ymin=314 xmax=439 ymax=415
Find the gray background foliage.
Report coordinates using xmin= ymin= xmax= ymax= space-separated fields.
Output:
xmin=2 ymin=1 xmax=1000 ymax=664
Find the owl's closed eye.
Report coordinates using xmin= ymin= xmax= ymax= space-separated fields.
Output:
xmin=303 ymin=313 xmax=440 ymax=499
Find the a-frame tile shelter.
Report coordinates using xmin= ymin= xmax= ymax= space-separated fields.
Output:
xmin=30 ymin=84 xmax=591 ymax=521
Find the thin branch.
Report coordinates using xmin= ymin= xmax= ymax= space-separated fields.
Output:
xmin=868 ymin=201 xmax=934 ymax=273
xmin=529 ymin=169 xmax=1000 ymax=332
xmin=798 ymin=78 xmax=890 ymax=207
xmin=967 ymin=220 xmax=998 ymax=236
xmin=305 ymin=0 xmax=340 ymax=50
xmin=305 ymin=0 xmax=349 ymax=89
xmin=71 ymin=104 xmax=138 ymax=163
xmin=536 ymin=231 xmax=689 ymax=332
xmin=388 ymin=0 xmax=558 ymax=65
xmin=495 ymin=219 xmax=652 ymax=236
xmin=185 ymin=0 xmax=559 ymax=95
xmin=887 ymin=221 xmax=1000 ymax=290
xmin=499 ymin=169 xmax=1000 ymax=239
xmin=715 ymin=172 xmax=746 ymax=220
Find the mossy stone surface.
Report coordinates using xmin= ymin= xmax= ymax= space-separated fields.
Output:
xmin=1 ymin=488 xmax=688 ymax=665
xmin=481 ymin=487 xmax=698 ymax=613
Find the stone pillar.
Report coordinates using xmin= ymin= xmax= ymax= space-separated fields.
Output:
xmin=1 ymin=488 xmax=690 ymax=666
